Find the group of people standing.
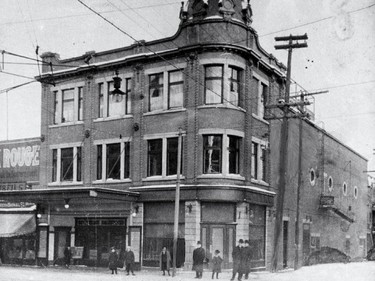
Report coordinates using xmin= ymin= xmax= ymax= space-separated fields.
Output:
xmin=108 ymin=246 xmax=136 ymax=275
xmin=231 ymin=239 xmax=252 ymax=281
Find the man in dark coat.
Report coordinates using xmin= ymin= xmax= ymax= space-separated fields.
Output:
xmin=242 ymin=240 xmax=252 ymax=279
xmin=124 ymin=246 xmax=136 ymax=276
xmin=64 ymin=246 xmax=71 ymax=268
xmin=192 ymin=241 xmax=205 ymax=279
xmin=108 ymin=247 xmax=118 ymax=274
xmin=231 ymin=239 xmax=244 ymax=281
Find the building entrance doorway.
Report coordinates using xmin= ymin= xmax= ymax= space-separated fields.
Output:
xmin=53 ymin=227 xmax=71 ymax=266
xmin=302 ymin=223 xmax=311 ymax=264
xmin=201 ymin=224 xmax=235 ymax=269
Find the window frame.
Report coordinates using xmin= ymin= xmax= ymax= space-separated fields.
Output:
xmin=251 ymin=137 xmax=268 ymax=184
xmin=148 ymin=72 xmax=164 ymax=112
xmin=199 ymin=130 xmax=244 ymax=178
xmin=95 ymin=74 xmax=132 ymax=120
xmin=228 ymin=65 xmax=241 ymax=107
xmin=168 ymin=70 xmax=184 ymax=109
xmin=252 ymin=73 xmax=269 ymax=120
xmin=50 ymin=144 xmax=83 ymax=184
xmin=204 ymin=65 xmax=224 ymax=105
xmin=95 ymin=139 xmax=131 ymax=182
xmin=51 ymin=83 xmax=85 ymax=125
xmin=144 ymin=133 xmax=183 ymax=180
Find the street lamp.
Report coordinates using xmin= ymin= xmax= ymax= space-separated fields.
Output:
xmin=111 ymin=71 xmax=126 ymax=103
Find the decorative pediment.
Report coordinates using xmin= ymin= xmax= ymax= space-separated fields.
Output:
xmin=219 ymin=0 xmax=236 ymax=19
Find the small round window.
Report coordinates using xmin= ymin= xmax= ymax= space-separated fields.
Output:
xmin=354 ymin=186 xmax=358 ymax=199
xmin=343 ymin=182 xmax=347 ymax=196
xmin=328 ymin=176 xmax=333 ymax=192
xmin=310 ymin=168 xmax=316 ymax=186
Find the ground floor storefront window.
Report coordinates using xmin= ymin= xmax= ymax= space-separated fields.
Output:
xmin=0 ymin=233 xmax=36 ymax=265
xmin=143 ymin=202 xmax=185 ymax=268
xmin=248 ymin=204 xmax=266 ymax=268
xmin=74 ymin=217 xmax=126 ymax=267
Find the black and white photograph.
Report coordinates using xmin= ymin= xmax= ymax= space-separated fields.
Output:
xmin=0 ymin=0 xmax=374 ymax=280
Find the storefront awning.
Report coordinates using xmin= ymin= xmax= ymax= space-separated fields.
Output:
xmin=0 ymin=213 xmax=36 ymax=237
xmin=0 ymin=187 xmax=140 ymax=204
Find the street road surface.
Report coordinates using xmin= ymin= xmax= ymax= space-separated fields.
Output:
xmin=0 ymin=262 xmax=374 ymax=281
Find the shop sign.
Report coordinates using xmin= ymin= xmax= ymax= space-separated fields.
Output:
xmin=0 ymin=182 xmax=31 ymax=191
xmin=71 ymin=246 xmax=84 ymax=259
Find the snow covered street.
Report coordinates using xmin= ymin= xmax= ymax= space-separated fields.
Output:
xmin=0 ymin=262 xmax=375 ymax=281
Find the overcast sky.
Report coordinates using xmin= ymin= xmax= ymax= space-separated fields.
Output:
xmin=0 ymin=0 xmax=374 ymax=170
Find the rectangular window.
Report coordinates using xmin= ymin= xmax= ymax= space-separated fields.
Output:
xmin=229 ymin=66 xmax=240 ymax=106
xmin=167 ymin=137 xmax=178 ymax=176
xmin=261 ymin=146 xmax=267 ymax=181
xmin=53 ymin=91 xmax=60 ymax=124
xmin=168 ymin=70 xmax=183 ymax=109
xmin=124 ymin=142 xmax=130 ymax=179
xmin=205 ymin=65 xmax=223 ymax=104
xmin=107 ymin=81 xmax=126 ymax=117
xmin=148 ymin=139 xmax=163 ymax=176
xmin=251 ymin=142 xmax=258 ymax=179
xmin=256 ymin=81 xmax=268 ymax=118
xmin=78 ymin=87 xmax=83 ymax=121
xmin=149 ymin=73 xmax=164 ymax=111
xmin=52 ymin=149 xmax=57 ymax=182
xmin=60 ymin=148 xmax=74 ymax=181
xmin=98 ymin=83 xmax=104 ymax=118
xmin=62 ymin=89 xmax=74 ymax=123
xmin=228 ymin=136 xmax=240 ymax=174
xmin=76 ymin=147 xmax=82 ymax=182
xmin=203 ymin=135 xmax=222 ymax=174
xmin=106 ymin=143 xmax=121 ymax=179
xmin=125 ymin=78 xmax=132 ymax=115
xmin=96 ymin=142 xmax=130 ymax=181
xmin=51 ymin=147 xmax=82 ymax=183
xmin=97 ymin=145 xmax=102 ymax=180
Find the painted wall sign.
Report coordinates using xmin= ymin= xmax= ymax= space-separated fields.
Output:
xmin=0 ymin=139 xmax=40 ymax=183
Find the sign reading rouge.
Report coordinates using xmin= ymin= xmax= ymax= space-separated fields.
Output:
xmin=0 ymin=139 xmax=40 ymax=183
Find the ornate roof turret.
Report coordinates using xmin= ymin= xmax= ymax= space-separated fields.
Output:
xmin=180 ymin=0 xmax=253 ymax=26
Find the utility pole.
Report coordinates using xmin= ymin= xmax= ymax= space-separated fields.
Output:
xmin=269 ymin=33 xmax=308 ymax=272
xmin=172 ymin=128 xmax=183 ymax=277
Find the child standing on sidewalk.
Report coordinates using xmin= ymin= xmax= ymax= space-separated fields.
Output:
xmin=211 ymin=250 xmax=223 ymax=279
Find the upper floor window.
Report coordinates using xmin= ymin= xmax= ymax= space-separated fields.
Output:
xmin=229 ymin=66 xmax=241 ymax=106
xmin=205 ymin=65 xmax=223 ymax=104
xmin=203 ymin=134 xmax=242 ymax=175
xmin=96 ymin=141 xmax=130 ymax=181
xmin=253 ymin=77 xmax=268 ymax=118
xmin=147 ymin=136 xmax=182 ymax=178
xmin=168 ymin=70 xmax=184 ymax=109
xmin=149 ymin=73 xmax=164 ymax=111
xmin=51 ymin=145 xmax=82 ymax=183
xmin=148 ymin=69 xmax=184 ymax=112
xmin=53 ymin=84 xmax=84 ymax=125
xmin=251 ymin=140 xmax=267 ymax=182
xmin=97 ymin=76 xmax=131 ymax=118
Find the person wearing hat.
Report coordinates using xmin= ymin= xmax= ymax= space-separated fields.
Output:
xmin=231 ymin=239 xmax=244 ymax=281
xmin=108 ymin=247 xmax=119 ymax=275
xmin=241 ymin=240 xmax=252 ymax=280
xmin=192 ymin=241 xmax=206 ymax=279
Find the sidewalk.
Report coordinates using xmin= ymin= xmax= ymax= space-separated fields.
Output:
xmin=1 ymin=261 xmax=375 ymax=281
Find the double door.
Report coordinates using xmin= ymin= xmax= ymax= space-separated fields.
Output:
xmin=201 ymin=224 xmax=235 ymax=269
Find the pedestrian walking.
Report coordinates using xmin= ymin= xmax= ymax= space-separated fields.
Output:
xmin=243 ymin=240 xmax=252 ymax=279
xmin=159 ymin=246 xmax=171 ymax=276
xmin=211 ymin=249 xmax=223 ymax=279
xmin=231 ymin=239 xmax=244 ymax=281
xmin=64 ymin=246 xmax=71 ymax=268
xmin=192 ymin=241 xmax=206 ymax=279
xmin=108 ymin=247 xmax=118 ymax=275
xmin=124 ymin=246 xmax=136 ymax=276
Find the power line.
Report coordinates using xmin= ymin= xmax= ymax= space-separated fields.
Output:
xmin=259 ymin=3 xmax=375 ymax=37
xmin=0 ymin=70 xmax=35 ymax=80
xmin=0 ymin=1 xmax=181 ymax=26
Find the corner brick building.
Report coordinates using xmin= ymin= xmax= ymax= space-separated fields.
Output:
xmin=0 ymin=0 xmax=370 ymax=272
xmin=33 ymin=0 xmax=285 ymax=270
